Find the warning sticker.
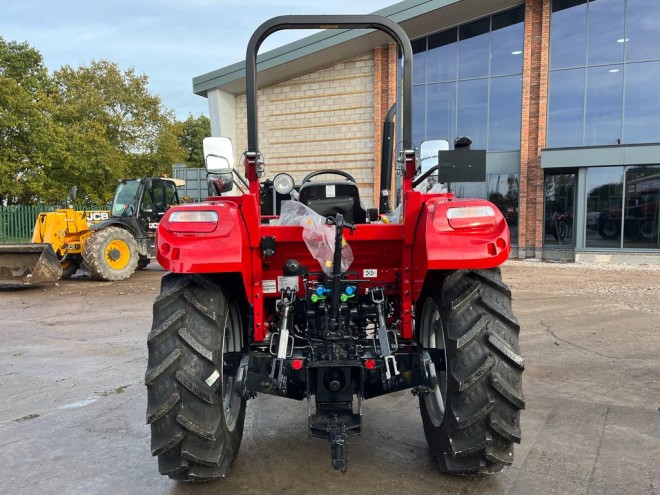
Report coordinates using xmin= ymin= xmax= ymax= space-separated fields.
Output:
xmin=205 ymin=370 xmax=220 ymax=387
xmin=262 ymin=280 xmax=277 ymax=294
xmin=326 ymin=185 xmax=336 ymax=198
xmin=278 ymin=276 xmax=299 ymax=291
xmin=363 ymin=269 xmax=377 ymax=278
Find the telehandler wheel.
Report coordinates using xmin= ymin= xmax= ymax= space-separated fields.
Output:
xmin=82 ymin=226 xmax=138 ymax=281
xmin=417 ymin=268 xmax=524 ymax=474
xmin=145 ymin=274 xmax=246 ymax=481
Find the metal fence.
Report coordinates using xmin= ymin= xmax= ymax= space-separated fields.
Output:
xmin=0 ymin=205 xmax=107 ymax=244
xmin=0 ymin=205 xmax=47 ymax=243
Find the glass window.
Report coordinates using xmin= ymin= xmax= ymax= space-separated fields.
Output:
xmin=547 ymin=69 xmax=585 ymax=147
xmin=458 ymin=18 xmax=490 ymax=80
xmin=488 ymin=75 xmax=522 ymax=151
xmin=112 ymin=180 xmax=140 ymax=217
xmin=412 ymin=84 xmax=427 ymax=146
xmin=457 ymin=79 xmax=488 ymax=150
xmin=427 ymin=82 xmax=456 ymax=145
xmin=488 ymin=173 xmax=519 ymax=244
xmin=587 ymin=0 xmax=624 ymax=66
xmin=427 ymin=30 xmax=457 ymax=83
xmin=550 ymin=0 xmax=587 ymax=69
xmin=585 ymin=166 xmax=624 ymax=248
xmin=623 ymin=165 xmax=660 ymax=249
xmin=626 ymin=0 xmax=660 ymax=63
xmin=624 ymin=61 xmax=660 ymax=144
xmin=584 ymin=65 xmax=623 ymax=146
xmin=544 ymin=173 xmax=576 ymax=247
xmin=165 ymin=181 xmax=179 ymax=207
xmin=451 ymin=181 xmax=487 ymax=200
xmin=490 ymin=7 xmax=525 ymax=77
xmin=412 ymin=39 xmax=427 ymax=85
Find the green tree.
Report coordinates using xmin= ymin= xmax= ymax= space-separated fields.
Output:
xmin=0 ymin=37 xmax=63 ymax=204
xmin=1 ymin=40 xmax=190 ymax=205
xmin=179 ymin=114 xmax=211 ymax=167
xmin=50 ymin=61 xmax=186 ymax=203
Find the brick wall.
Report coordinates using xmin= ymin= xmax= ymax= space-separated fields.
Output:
xmin=234 ymin=54 xmax=377 ymax=208
xmin=519 ymin=0 xmax=550 ymax=258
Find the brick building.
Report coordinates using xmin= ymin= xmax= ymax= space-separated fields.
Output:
xmin=193 ymin=0 xmax=660 ymax=263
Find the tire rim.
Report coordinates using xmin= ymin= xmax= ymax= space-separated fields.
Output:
xmin=105 ymin=239 xmax=130 ymax=270
xmin=222 ymin=302 xmax=242 ymax=432
xmin=420 ymin=297 xmax=448 ymax=427
xmin=602 ymin=220 xmax=618 ymax=237
xmin=640 ymin=221 xmax=657 ymax=240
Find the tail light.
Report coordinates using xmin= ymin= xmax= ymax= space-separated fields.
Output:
xmin=166 ymin=210 xmax=219 ymax=233
xmin=446 ymin=205 xmax=497 ymax=229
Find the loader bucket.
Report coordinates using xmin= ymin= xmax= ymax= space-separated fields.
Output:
xmin=0 ymin=244 xmax=63 ymax=287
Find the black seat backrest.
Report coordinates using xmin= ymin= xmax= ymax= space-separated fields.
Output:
xmin=298 ymin=181 xmax=367 ymax=223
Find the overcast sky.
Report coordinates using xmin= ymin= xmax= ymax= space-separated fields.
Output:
xmin=2 ymin=0 xmax=396 ymax=120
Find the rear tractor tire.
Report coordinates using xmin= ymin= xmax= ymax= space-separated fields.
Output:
xmin=82 ymin=226 xmax=138 ymax=281
xmin=145 ymin=274 xmax=246 ymax=481
xmin=417 ymin=268 xmax=524 ymax=474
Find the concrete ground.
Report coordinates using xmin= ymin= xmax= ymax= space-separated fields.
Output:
xmin=0 ymin=261 xmax=658 ymax=495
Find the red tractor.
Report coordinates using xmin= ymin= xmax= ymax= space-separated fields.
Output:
xmin=145 ymin=15 xmax=524 ymax=481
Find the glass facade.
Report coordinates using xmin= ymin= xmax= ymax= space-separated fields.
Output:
xmin=544 ymin=173 xmax=576 ymax=247
xmin=545 ymin=0 xmax=660 ymax=254
xmin=548 ymin=0 xmax=660 ymax=147
xmin=412 ymin=6 xmax=524 ymax=151
xmin=583 ymin=165 xmax=660 ymax=250
xmin=411 ymin=7 xmax=523 ymax=245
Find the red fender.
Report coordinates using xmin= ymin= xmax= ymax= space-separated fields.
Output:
xmin=412 ymin=195 xmax=510 ymax=301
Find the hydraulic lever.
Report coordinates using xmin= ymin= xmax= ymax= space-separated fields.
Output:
xmin=326 ymin=213 xmax=355 ymax=334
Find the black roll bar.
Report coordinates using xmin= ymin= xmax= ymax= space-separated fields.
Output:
xmin=245 ymin=15 xmax=413 ymax=157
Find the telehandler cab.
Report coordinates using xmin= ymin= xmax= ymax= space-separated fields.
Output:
xmin=145 ymin=15 xmax=524 ymax=480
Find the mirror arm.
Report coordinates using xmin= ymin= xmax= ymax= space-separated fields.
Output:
xmin=412 ymin=165 xmax=440 ymax=188
xmin=232 ymin=169 xmax=250 ymax=192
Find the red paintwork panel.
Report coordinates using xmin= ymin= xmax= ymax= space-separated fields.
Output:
xmin=156 ymin=193 xmax=510 ymax=341
xmin=412 ymin=195 xmax=510 ymax=300
xmin=156 ymin=201 xmax=247 ymax=276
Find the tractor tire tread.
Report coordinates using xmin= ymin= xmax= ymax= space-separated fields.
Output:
xmin=420 ymin=268 xmax=524 ymax=475
xmin=146 ymin=274 xmax=245 ymax=482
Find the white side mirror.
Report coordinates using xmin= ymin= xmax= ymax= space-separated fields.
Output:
xmin=419 ymin=139 xmax=450 ymax=174
xmin=203 ymin=137 xmax=235 ymax=173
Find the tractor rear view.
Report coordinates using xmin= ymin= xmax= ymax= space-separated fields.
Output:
xmin=145 ymin=15 xmax=524 ymax=481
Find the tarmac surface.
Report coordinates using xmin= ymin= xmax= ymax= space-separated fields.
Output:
xmin=0 ymin=260 xmax=658 ymax=495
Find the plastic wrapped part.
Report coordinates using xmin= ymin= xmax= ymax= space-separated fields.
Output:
xmin=382 ymin=204 xmax=402 ymax=224
xmin=428 ymin=182 xmax=448 ymax=193
xmin=279 ymin=201 xmax=354 ymax=276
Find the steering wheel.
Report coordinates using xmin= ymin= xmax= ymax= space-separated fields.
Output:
xmin=302 ymin=169 xmax=357 ymax=184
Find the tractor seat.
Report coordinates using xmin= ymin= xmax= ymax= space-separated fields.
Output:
xmin=298 ymin=172 xmax=367 ymax=224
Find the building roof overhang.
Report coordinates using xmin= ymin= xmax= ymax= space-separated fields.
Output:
xmin=193 ymin=0 xmax=523 ymax=97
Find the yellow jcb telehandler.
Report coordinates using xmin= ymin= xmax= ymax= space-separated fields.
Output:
xmin=0 ymin=177 xmax=185 ymax=286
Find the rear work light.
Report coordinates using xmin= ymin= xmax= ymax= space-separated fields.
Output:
xmin=446 ymin=205 xmax=497 ymax=229
xmin=167 ymin=210 xmax=219 ymax=233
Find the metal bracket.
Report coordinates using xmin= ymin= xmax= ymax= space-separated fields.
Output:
xmin=371 ymin=288 xmax=400 ymax=380
xmin=329 ymin=426 xmax=349 ymax=474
